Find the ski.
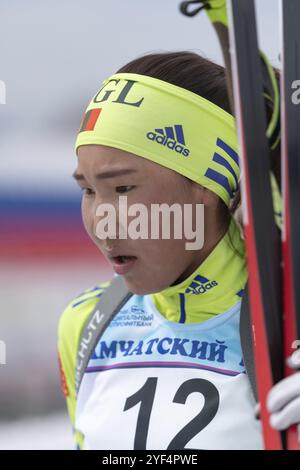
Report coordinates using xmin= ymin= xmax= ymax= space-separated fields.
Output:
xmin=280 ymin=0 xmax=300 ymax=450
xmin=227 ymin=0 xmax=284 ymax=449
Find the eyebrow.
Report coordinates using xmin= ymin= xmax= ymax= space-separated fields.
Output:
xmin=72 ymin=168 xmax=138 ymax=181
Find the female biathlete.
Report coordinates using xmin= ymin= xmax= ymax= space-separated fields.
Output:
xmin=57 ymin=50 xmax=300 ymax=450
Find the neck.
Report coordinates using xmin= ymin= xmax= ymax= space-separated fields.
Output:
xmin=151 ymin=218 xmax=246 ymax=324
xmin=171 ymin=217 xmax=230 ymax=286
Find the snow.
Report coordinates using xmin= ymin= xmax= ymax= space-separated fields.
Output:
xmin=0 ymin=411 xmax=74 ymax=450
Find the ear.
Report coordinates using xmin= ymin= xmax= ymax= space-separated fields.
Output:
xmin=190 ymin=182 xmax=219 ymax=209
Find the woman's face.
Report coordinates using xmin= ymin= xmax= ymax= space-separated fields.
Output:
xmin=75 ymin=144 xmax=216 ymax=294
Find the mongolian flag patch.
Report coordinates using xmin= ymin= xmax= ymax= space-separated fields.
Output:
xmin=79 ymin=108 xmax=102 ymax=132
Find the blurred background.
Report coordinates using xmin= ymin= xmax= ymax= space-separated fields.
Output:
xmin=0 ymin=0 xmax=280 ymax=450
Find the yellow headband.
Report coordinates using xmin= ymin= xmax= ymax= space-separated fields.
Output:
xmin=75 ymin=73 xmax=240 ymax=206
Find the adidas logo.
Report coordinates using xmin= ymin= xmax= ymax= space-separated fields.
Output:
xmin=146 ymin=124 xmax=190 ymax=157
xmin=185 ymin=274 xmax=218 ymax=295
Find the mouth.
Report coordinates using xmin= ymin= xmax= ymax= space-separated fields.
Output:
xmin=108 ymin=255 xmax=138 ymax=275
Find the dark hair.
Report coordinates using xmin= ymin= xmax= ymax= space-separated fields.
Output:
xmin=117 ymin=51 xmax=280 ymax=256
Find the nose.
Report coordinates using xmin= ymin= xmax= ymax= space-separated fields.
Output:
xmin=92 ymin=199 xmax=121 ymax=244
xmin=92 ymin=194 xmax=131 ymax=244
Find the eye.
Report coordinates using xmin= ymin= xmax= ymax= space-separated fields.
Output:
xmin=80 ymin=187 xmax=95 ymax=196
xmin=115 ymin=185 xmax=135 ymax=194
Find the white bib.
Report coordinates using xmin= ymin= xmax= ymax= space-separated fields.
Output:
xmin=76 ymin=295 xmax=263 ymax=450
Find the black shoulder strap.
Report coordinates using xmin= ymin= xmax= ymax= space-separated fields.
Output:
xmin=76 ymin=276 xmax=257 ymax=401
xmin=239 ymin=283 xmax=258 ymax=402
xmin=76 ymin=275 xmax=133 ymax=396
